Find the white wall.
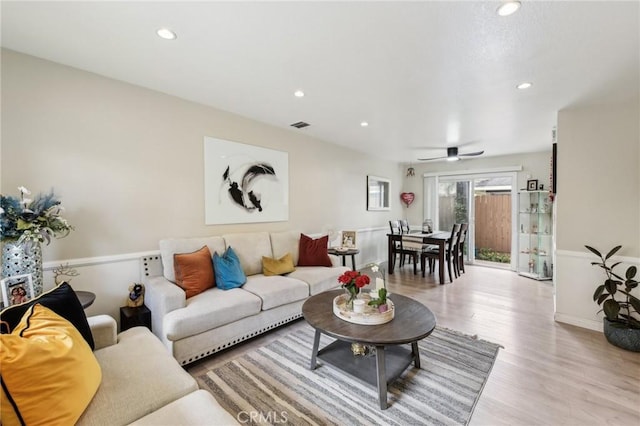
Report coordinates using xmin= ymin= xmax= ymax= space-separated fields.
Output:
xmin=555 ymin=99 xmax=640 ymax=330
xmin=1 ymin=49 xmax=400 ymax=323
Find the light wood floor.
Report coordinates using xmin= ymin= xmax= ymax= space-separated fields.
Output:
xmin=187 ymin=264 xmax=640 ymax=425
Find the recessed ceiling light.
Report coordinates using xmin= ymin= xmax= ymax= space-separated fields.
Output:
xmin=517 ymin=82 xmax=533 ymax=90
xmin=497 ymin=1 xmax=521 ymax=17
xmin=156 ymin=28 xmax=177 ymax=40
xmin=360 ymin=121 xmax=369 ymax=127
xmin=294 ymin=90 xmax=305 ymax=98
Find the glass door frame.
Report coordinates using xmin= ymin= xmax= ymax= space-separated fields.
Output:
xmin=422 ymin=167 xmax=520 ymax=271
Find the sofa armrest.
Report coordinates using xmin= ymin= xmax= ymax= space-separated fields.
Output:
xmin=144 ymin=275 xmax=186 ymax=342
xmin=88 ymin=315 xmax=117 ymax=350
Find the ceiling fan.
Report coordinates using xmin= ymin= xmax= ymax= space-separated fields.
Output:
xmin=418 ymin=146 xmax=484 ymax=162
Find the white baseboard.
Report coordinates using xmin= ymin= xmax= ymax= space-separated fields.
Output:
xmin=554 ymin=313 xmax=602 ymax=333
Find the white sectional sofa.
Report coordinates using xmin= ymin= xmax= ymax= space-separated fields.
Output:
xmin=145 ymin=231 xmax=350 ymax=365
xmin=81 ymin=316 xmax=238 ymax=425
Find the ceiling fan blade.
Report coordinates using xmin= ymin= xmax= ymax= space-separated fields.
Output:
xmin=458 ymin=150 xmax=484 ymax=157
xmin=417 ymin=155 xmax=448 ymax=161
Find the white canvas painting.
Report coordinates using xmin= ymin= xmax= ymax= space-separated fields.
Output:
xmin=204 ymin=137 xmax=289 ymax=225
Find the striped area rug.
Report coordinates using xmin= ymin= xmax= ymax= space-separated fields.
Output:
xmin=198 ymin=325 xmax=501 ymax=426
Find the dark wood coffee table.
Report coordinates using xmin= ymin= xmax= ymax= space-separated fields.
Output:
xmin=302 ymin=289 xmax=436 ymax=409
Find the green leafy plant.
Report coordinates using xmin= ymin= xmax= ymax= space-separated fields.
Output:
xmin=476 ymin=248 xmax=511 ymax=263
xmin=586 ymin=245 xmax=640 ymax=329
xmin=368 ymin=288 xmax=387 ymax=308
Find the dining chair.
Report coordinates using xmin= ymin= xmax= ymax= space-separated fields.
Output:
xmin=454 ymin=223 xmax=469 ymax=276
xmin=420 ymin=223 xmax=461 ymax=282
xmin=389 ymin=220 xmax=414 ymax=267
xmin=399 ymin=219 xmax=410 ymax=234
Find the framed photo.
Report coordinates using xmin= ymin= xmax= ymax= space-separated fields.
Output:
xmin=1 ymin=274 xmax=35 ymax=308
xmin=341 ymin=231 xmax=357 ymax=249
xmin=527 ymin=179 xmax=539 ymax=191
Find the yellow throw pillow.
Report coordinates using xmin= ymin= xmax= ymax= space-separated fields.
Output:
xmin=0 ymin=304 xmax=102 ymax=426
xmin=262 ymin=253 xmax=296 ymax=276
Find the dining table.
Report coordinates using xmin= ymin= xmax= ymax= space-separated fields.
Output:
xmin=387 ymin=231 xmax=453 ymax=285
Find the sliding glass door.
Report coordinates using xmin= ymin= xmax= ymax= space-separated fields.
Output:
xmin=425 ymin=171 xmax=517 ymax=270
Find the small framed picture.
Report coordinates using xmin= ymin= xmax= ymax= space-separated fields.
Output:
xmin=341 ymin=231 xmax=357 ymax=249
xmin=527 ymin=179 xmax=539 ymax=191
xmin=1 ymin=274 xmax=35 ymax=308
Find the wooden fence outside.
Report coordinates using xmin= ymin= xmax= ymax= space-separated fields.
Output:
xmin=474 ymin=194 xmax=511 ymax=253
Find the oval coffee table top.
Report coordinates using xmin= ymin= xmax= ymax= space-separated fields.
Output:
xmin=302 ymin=289 xmax=436 ymax=345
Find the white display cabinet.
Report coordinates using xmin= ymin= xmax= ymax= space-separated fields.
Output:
xmin=518 ymin=191 xmax=553 ymax=280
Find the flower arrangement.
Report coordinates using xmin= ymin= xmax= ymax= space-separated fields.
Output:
xmin=338 ymin=270 xmax=370 ymax=307
xmin=0 ymin=186 xmax=73 ymax=246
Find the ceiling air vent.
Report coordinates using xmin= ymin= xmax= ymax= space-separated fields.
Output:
xmin=290 ymin=121 xmax=310 ymax=129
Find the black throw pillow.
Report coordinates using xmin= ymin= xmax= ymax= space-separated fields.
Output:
xmin=0 ymin=282 xmax=95 ymax=350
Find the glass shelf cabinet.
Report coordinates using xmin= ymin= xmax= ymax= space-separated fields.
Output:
xmin=518 ymin=190 xmax=553 ymax=281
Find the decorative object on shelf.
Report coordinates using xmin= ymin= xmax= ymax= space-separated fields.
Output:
xmin=1 ymin=186 xmax=73 ymax=297
xmin=0 ymin=273 xmax=34 ymax=308
xmin=527 ymin=179 xmax=538 ymax=191
xmin=127 ymin=283 xmax=145 ymax=308
xmin=400 ymin=192 xmax=415 ymax=208
xmin=585 ymin=245 xmax=640 ymax=352
xmin=338 ymin=270 xmax=370 ymax=309
xmin=53 ymin=263 xmax=79 ymax=285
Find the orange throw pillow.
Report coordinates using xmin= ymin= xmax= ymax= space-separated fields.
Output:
xmin=298 ymin=234 xmax=332 ymax=267
xmin=174 ymin=246 xmax=215 ymax=298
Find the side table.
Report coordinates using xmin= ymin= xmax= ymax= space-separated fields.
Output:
xmin=327 ymin=248 xmax=360 ymax=270
xmin=120 ymin=305 xmax=152 ymax=332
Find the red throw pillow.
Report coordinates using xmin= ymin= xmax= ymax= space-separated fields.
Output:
xmin=174 ymin=246 xmax=215 ymax=298
xmin=298 ymin=234 xmax=332 ymax=267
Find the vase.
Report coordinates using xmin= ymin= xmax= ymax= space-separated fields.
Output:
xmin=2 ymin=242 xmax=44 ymax=297
xmin=603 ymin=318 xmax=640 ymax=352
xmin=344 ymin=286 xmax=359 ymax=310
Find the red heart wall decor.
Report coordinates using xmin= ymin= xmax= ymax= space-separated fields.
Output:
xmin=400 ymin=192 xmax=415 ymax=207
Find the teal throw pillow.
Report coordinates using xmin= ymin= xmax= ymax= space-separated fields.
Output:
xmin=213 ymin=247 xmax=247 ymax=290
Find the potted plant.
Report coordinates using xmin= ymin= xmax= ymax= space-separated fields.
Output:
xmin=585 ymin=245 xmax=640 ymax=352
xmin=368 ymin=288 xmax=388 ymax=312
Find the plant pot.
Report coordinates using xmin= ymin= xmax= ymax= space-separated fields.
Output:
xmin=603 ymin=318 xmax=640 ymax=352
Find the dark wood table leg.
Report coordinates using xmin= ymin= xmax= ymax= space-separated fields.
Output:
xmin=376 ymin=345 xmax=388 ymax=410
xmin=388 ymin=235 xmax=395 ymax=274
xmin=310 ymin=329 xmax=321 ymax=369
xmin=438 ymin=241 xmax=445 ymax=284
xmin=350 ymin=254 xmax=356 ymax=270
xmin=412 ymin=341 xmax=421 ymax=368
xmin=341 ymin=256 xmax=347 ymax=267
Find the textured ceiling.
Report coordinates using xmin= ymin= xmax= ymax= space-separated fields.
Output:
xmin=2 ymin=1 xmax=638 ymax=162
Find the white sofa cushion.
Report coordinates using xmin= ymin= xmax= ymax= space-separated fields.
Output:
xmin=128 ymin=390 xmax=239 ymax=426
xmin=288 ymin=266 xmax=350 ymax=295
xmin=77 ymin=327 xmax=198 ymax=426
xmin=270 ymin=230 xmax=301 ymax=265
xmin=242 ymin=274 xmax=309 ymax=310
xmin=164 ymin=288 xmax=261 ymax=341
xmin=159 ymin=237 xmax=226 ymax=283
xmin=223 ymin=232 xmax=272 ymax=276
